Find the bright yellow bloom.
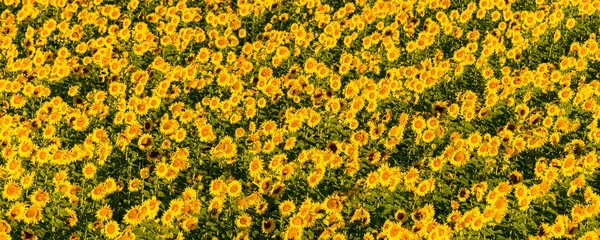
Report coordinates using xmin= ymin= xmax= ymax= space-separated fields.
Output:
xmin=123 ymin=206 xmax=143 ymax=226
xmin=103 ymin=220 xmax=121 ymax=239
xmin=228 ymin=180 xmax=243 ymax=198
xmin=235 ymin=214 xmax=252 ymax=228
xmin=2 ymin=182 xmax=22 ymax=201
xmin=279 ymin=200 xmax=296 ymax=217
xmin=96 ymin=204 xmax=113 ymax=222
xmin=23 ymin=204 xmax=43 ymax=225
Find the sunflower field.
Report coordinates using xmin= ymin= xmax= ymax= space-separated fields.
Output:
xmin=2 ymin=0 xmax=600 ymax=239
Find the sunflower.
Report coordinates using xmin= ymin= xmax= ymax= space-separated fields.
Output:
xmin=82 ymin=163 xmax=97 ymax=179
xmin=208 ymin=197 xmax=224 ymax=214
xmin=64 ymin=208 xmax=78 ymax=227
xmin=168 ymin=198 xmax=184 ymax=216
xmin=17 ymin=139 xmax=35 ymax=158
xmin=290 ymin=214 xmax=305 ymax=229
xmin=256 ymin=200 xmax=268 ymax=214
xmin=234 ymin=127 xmax=245 ymax=138
xmin=350 ymin=130 xmax=369 ymax=146
xmin=287 ymin=118 xmax=302 ymax=132
xmin=235 ymin=214 xmax=252 ymax=228
xmin=209 ymin=179 xmax=225 ymax=197
xmin=122 ymin=206 xmax=143 ymax=226
xmin=23 ymin=204 xmax=43 ymax=225
xmin=258 ymin=67 xmax=273 ymax=81
xmin=565 ymin=18 xmax=576 ymax=29
xmin=5 ymin=158 xmax=22 ymax=176
xmin=29 ymin=189 xmax=49 ymax=207
xmin=365 ymin=172 xmax=379 ymax=189
xmin=127 ymin=178 xmax=142 ymax=192
xmin=259 ymin=178 xmax=273 ymax=194
xmin=262 ymin=218 xmax=276 ymax=233
xmin=284 ymin=226 xmax=303 ymax=240
xmin=323 ymin=195 xmax=343 ymax=214
xmin=0 ymin=220 xmax=10 ymax=236
xmin=422 ymin=129 xmax=436 ymax=143
xmin=171 ymin=128 xmax=186 ymax=143
xmin=508 ymin=171 xmax=523 ymax=185
xmin=96 ymin=205 xmax=113 ymax=222
xmin=279 ymin=200 xmax=296 ymax=217
xmin=557 ymin=87 xmax=573 ymax=103
xmin=395 ymin=209 xmax=408 ymax=222
xmin=6 ymin=202 xmax=26 ymax=221
xmin=386 ymin=223 xmax=405 ymax=239
xmin=458 ymin=189 xmax=470 ymax=202
xmin=470 ymin=216 xmax=484 ymax=231
xmin=143 ymin=196 xmax=161 ymax=218
xmin=181 ymin=216 xmax=199 ymax=232
xmin=9 ymin=94 xmax=27 ymax=109
xmin=304 ymin=58 xmax=318 ymax=73
xmin=155 ymin=162 xmax=170 ymax=179
xmin=262 ymin=141 xmax=276 ymax=153
xmin=20 ymin=171 xmax=35 ymax=189
xmin=227 ymin=180 xmax=243 ymax=198
xmin=20 ymin=228 xmax=38 ymax=240
xmin=103 ymin=220 xmax=121 ymax=239
xmin=307 ymin=172 xmax=324 ymax=188
xmin=103 ymin=177 xmax=118 ymax=194
xmin=2 ymin=181 xmax=22 ymax=201
xmin=214 ymin=36 xmax=229 ymax=49
xmin=350 ymin=208 xmax=371 ymax=226
xmin=577 ymin=230 xmax=597 ymax=240
xmin=366 ymin=151 xmax=381 ymax=165
xmin=516 ymin=197 xmax=531 ymax=211
xmin=72 ymin=115 xmax=90 ymax=132
xmin=137 ymin=134 xmax=154 ymax=151
xmin=429 ymin=157 xmax=445 ymax=172
xmin=159 ymin=119 xmax=178 ymax=135
xmin=450 ymin=149 xmax=469 ymax=166
xmin=414 ymin=180 xmax=432 ymax=197
xmin=248 ymin=157 xmax=264 ymax=177
xmin=270 ymin=183 xmax=285 ymax=199
xmin=411 ymin=116 xmax=426 ymax=133
xmin=551 ymin=221 xmax=566 ymax=238
xmin=161 ymin=211 xmax=175 ymax=227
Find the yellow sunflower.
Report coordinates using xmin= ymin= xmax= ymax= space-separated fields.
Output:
xmin=103 ymin=220 xmax=121 ymax=239
xmin=2 ymin=181 xmax=22 ymax=201
xmin=137 ymin=134 xmax=154 ymax=151
xmin=228 ymin=180 xmax=243 ymax=198
xmin=122 ymin=206 xmax=143 ymax=226
xmin=235 ymin=214 xmax=252 ymax=228
xmin=29 ymin=189 xmax=49 ymax=207
xmin=23 ymin=204 xmax=43 ymax=225
xmin=6 ymin=202 xmax=26 ymax=221
xmin=279 ymin=200 xmax=296 ymax=217
xmin=96 ymin=204 xmax=113 ymax=222
xmin=82 ymin=163 xmax=97 ymax=179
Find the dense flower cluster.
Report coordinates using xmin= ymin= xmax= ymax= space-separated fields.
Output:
xmin=1 ymin=0 xmax=600 ymax=239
